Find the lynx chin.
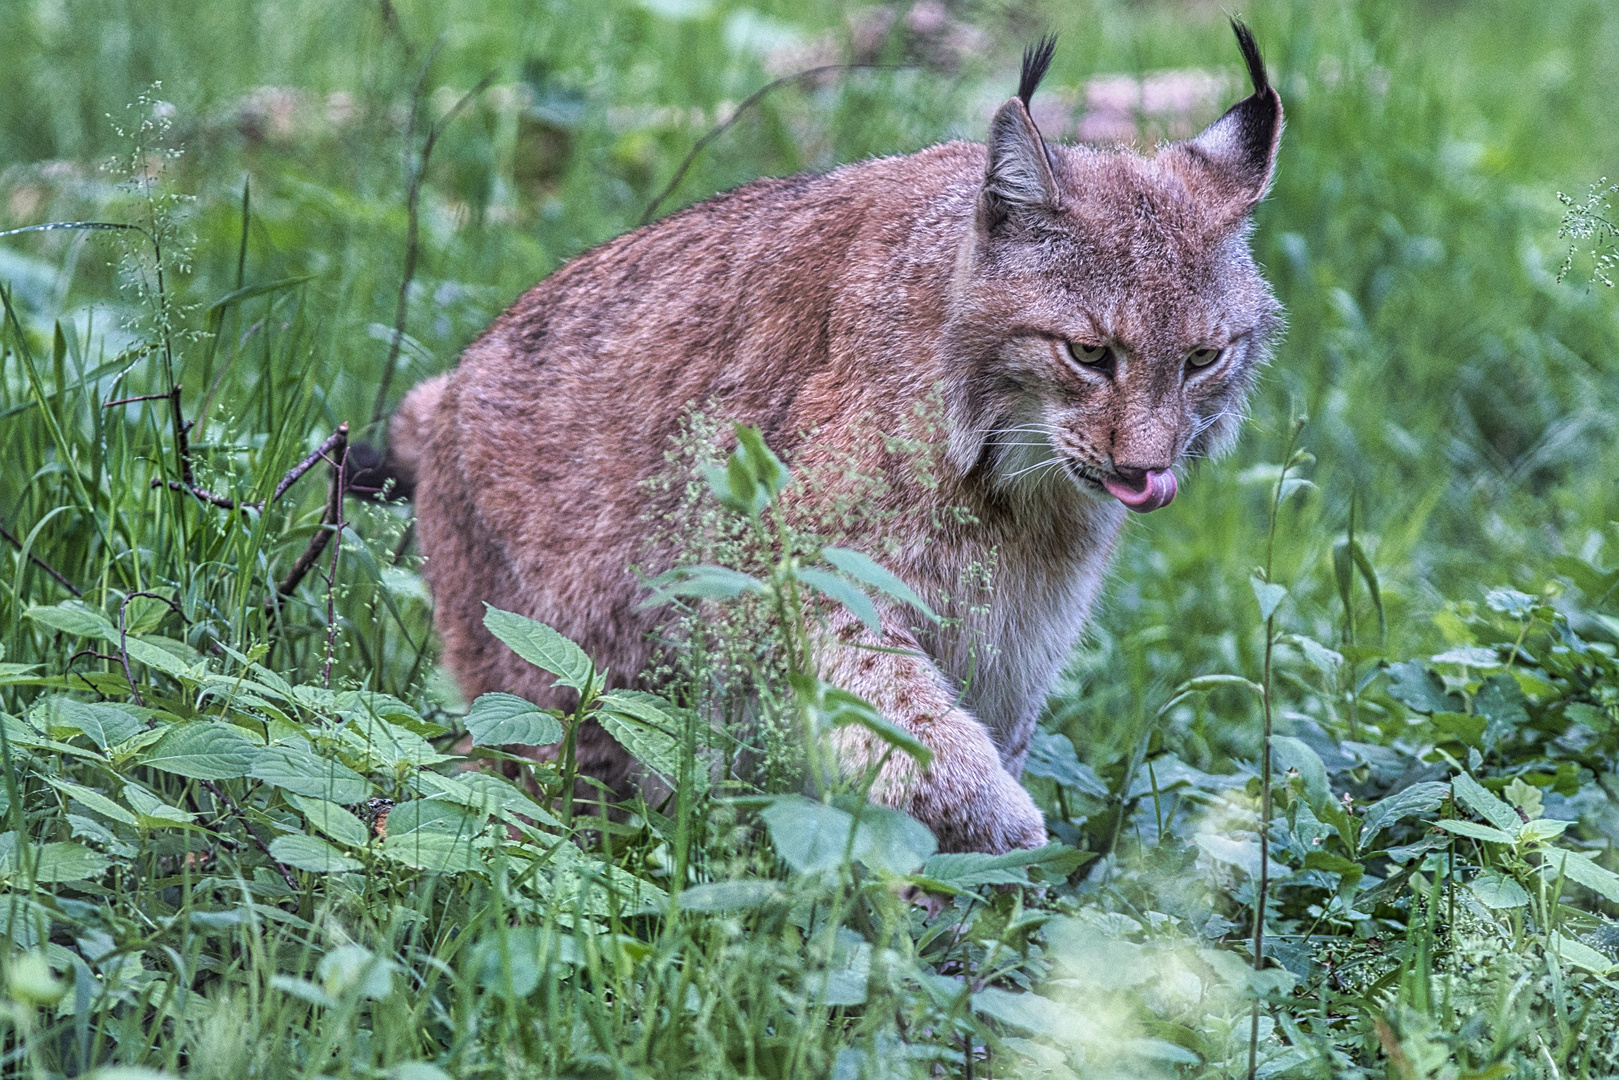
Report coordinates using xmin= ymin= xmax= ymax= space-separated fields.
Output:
xmin=388 ymin=22 xmax=1284 ymax=854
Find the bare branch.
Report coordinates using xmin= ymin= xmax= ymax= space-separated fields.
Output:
xmin=0 ymin=516 xmax=82 ymax=597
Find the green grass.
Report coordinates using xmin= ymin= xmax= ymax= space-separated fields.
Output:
xmin=0 ymin=0 xmax=1618 ymax=1076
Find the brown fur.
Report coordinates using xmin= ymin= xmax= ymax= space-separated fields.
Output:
xmin=394 ymin=25 xmax=1284 ymax=853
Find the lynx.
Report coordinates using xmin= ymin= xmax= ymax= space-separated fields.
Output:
xmin=389 ymin=23 xmax=1283 ymax=854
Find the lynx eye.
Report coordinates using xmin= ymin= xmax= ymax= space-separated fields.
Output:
xmin=1066 ymin=341 xmax=1111 ymax=368
xmin=1186 ymin=347 xmax=1223 ymax=370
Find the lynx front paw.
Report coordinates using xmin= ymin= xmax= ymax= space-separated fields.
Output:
xmin=944 ymin=767 xmax=1047 ymax=854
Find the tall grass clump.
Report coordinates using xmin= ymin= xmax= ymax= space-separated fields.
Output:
xmin=0 ymin=0 xmax=1617 ymax=1075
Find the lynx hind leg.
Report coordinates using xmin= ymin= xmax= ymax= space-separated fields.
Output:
xmin=816 ymin=610 xmax=1046 ymax=854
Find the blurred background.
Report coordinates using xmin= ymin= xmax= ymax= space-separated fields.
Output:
xmin=1 ymin=0 xmax=1616 ymax=769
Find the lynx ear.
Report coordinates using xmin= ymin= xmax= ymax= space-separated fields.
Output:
xmin=980 ymin=36 xmax=1060 ymax=230
xmin=1172 ymin=19 xmax=1283 ymax=214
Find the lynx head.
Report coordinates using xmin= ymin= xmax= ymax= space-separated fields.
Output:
xmin=946 ymin=21 xmax=1284 ymax=514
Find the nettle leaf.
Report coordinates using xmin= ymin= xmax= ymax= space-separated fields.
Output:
xmin=1551 ymin=933 xmax=1617 ymax=975
xmin=920 ymin=844 xmax=1086 ymax=892
xmin=639 ymin=565 xmax=766 ymax=608
xmin=24 ymin=601 xmax=115 ymax=639
xmin=251 ymin=743 xmax=371 ymax=804
xmin=1022 ymin=730 xmax=1109 ymax=798
xmin=1272 ymin=736 xmax=1331 ymax=811
xmin=1475 ymin=674 xmax=1530 ymax=750
xmin=820 ymin=547 xmax=939 ymax=622
xmin=796 ymin=567 xmax=881 ymax=634
xmin=1384 ymin=661 xmax=1462 ymax=715
xmin=122 ymin=783 xmax=195 ymax=825
xmin=1541 ymin=849 xmax=1619 ymax=903
xmin=1196 ymin=834 xmax=1291 ymax=880
xmin=290 ymin=795 xmax=368 ymax=847
xmin=139 ymin=722 xmax=260 ymax=780
xmin=463 ymin=693 xmax=563 ymax=748
xmin=1469 ymin=870 xmax=1529 ymax=909
xmin=338 ymin=713 xmax=452 ymax=769
xmin=269 ymin=833 xmax=363 ymax=873
xmin=1250 ymin=576 xmax=1288 ymax=622
xmin=1452 ymin=773 xmax=1522 ymax=835
xmin=384 ymin=799 xmax=486 ymax=840
xmin=851 ymin=804 xmax=937 ymax=876
xmin=381 ymin=830 xmax=485 ymax=874
xmin=758 ymin=796 xmax=856 ymax=875
xmin=482 ymin=605 xmax=595 ymax=693
xmin=596 ymin=694 xmax=703 ymax=792
xmin=1434 ymin=820 xmax=1516 ymax=845
xmin=678 ymin=880 xmax=783 ymax=912
xmin=44 ymin=778 xmax=138 ymax=827
xmin=1359 ymin=781 xmax=1450 ymax=850
xmin=0 ymin=836 xmax=111 ymax=884
xmin=33 ymin=698 xmax=141 ymax=750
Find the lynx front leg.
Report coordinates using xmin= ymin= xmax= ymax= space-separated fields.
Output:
xmin=815 ymin=610 xmax=1046 ymax=854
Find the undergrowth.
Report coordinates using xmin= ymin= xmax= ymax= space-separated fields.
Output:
xmin=0 ymin=0 xmax=1617 ymax=1076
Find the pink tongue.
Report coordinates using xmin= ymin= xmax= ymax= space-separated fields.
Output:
xmin=1103 ymin=469 xmax=1178 ymax=513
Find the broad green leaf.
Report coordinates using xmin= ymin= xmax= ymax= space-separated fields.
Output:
xmin=820 ymin=547 xmax=939 ymax=622
xmin=24 ymin=601 xmax=114 ymax=639
xmin=251 ymin=743 xmax=371 ymax=804
xmin=1359 ymin=782 xmax=1449 ymax=850
xmin=596 ymin=707 xmax=704 ymax=791
xmin=1434 ymin=820 xmax=1516 ymax=844
xmin=28 ymin=841 xmax=112 ymax=883
xmin=463 ymin=692 xmax=563 ymax=747
xmin=1551 ymin=933 xmax=1616 ymax=975
xmin=269 ymin=833 xmax=362 ymax=873
xmin=1541 ymin=850 xmax=1619 ymax=904
xmin=1469 ymin=870 xmax=1529 ymax=909
xmin=1250 ymin=576 xmax=1287 ymax=621
xmin=1502 ymin=777 xmax=1544 ymax=820
xmin=337 ymin=713 xmax=451 ymax=769
xmin=733 ymin=424 xmax=788 ymax=498
xmin=795 ymin=567 xmax=881 ymax=634
xmin=44 ymin=778 xmax=138 ymax=827
xmin=1158 ymin=673 xmax=1264 ymax=716
xmin=318 ymin=943 xmax=398 ymax=1000
xmin=415 ymin=771 xmax=562 ymax=830
xmin=1518 ymin=818 xmax=1569 ymax=842
xmin=1021 ymin=731 xmax=1110 ymax=797
xmin=139 ymin=722 xmax=259 ymax=780
xmin=122 ymin=783 xmax=195 ymax=825
xmin=290 ymin=795 xmax=368 ymax=847
xmin=1452 ymin=772 xmax=1522 ymax=834
xmin=383 ymin=799 xmax=485 ymax=839
xmin=382 ymin=830 xmax=485 ymax=874
xmin=850 ymin=804 xmax=937 ymax=876
xmin=1384 ymin=661 xmax=1462 ymax=715
xmin=677 ymin=880 xmax=783 ymax=912
xmin=759 ymin=795 xmax=856 ymax=875
xmin=481 ymin=605 xmax=594 ymax=693
xmin=1272 ymin=736 xmax=1331 ymax=811
xmin=1475 ymin=674 xmax=1529 ymax=750
xmin=32 ymin=698 xmax=141 ymax=750
xmin=1195 ymin=834 xmax=1291 ymax=879
xmin=639 ymin=565 xmax=766 ymax=608
xmin=805 ymin=931 xmax=870 ymax=1007
xmin=920 ymin=844 xmax=1087 ymax=891
xmin=971 ymin=987 xmax=1074 ymax=1041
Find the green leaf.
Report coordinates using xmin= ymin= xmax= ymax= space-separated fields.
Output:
xmin=816 ymin=681 xmax=933 ymax=769
xmin=639 ymin=564 xmax=766 ymax=608
xmin=1431 ymin=711 xmax=1487 ymax=749
xmin=26 ymin=841 xmax=111 ymax=883
xmin=122 ymin=783 xmax=195 ymax=825
xmin=920 ymin=844 xmax=1085 ymax=891
xmin=1384 ymin=661 xmax=1462 ymax=715
xmin=337 ymin=712 xmax=452 ymax=769
xmin=677 ymin=880 xmax=783 ymax=912
xmin=820 ymin=547 xmax=939 ymax=622
xmin=139 ymin=722 xmax=260 ymax=780
xmin=1021 ymin=731 xmax=1109 ymax=797
xmin=795 ymin=567 xmax=881 ymax=634
xmin=596 ymin=700 xmax=702 ymax=791
xmin=850 ymin=804 xmax=937 ymax=876
xmin=1518 ymin=818 xmax=1569 ymax=842
xmin=1452 ymin=772 xmax=1522 ymax=834
xmin=290 ymin=795 xmax=368 ymax=847
xmin=760 ymin=795 xmax=856 ymax=875
xmin=1434 ymin=820 xmax=1516 ymax=844
xmin=251 ymin=743 xmax=371 ymax=804
xmin=1250 ymin=576 xmax=1288 ymax=621
xmin=1468 ymin=870 xmax=1529 ymax=909
xmin=43 ymin=778 xmax=138 ymax=827
xmin=733 ymin=424 xmax=788 ymax=498
xmin=383 ymin=799 xmax=485 ymax=839
xmin=32 ymin=697 xmax=141 ymax=750
xmin=1272 ymin=735 xmax=1331 ymax=811
xmin=268 ymin=833 xmax=362 ymax=873
xmin=1540 ymin=849 xmax=1619 ymax=903
xmin=24 ymin=601 xmax=114 ymax=639
xmin=381 ymin=830 xmax=485 ymax=874
xmin=463 ymin=693 xmax=564 ymax=748
xmin=1475 ymin=674 xmax=1529 ymax=750
xmin=1359 ymin=781 xmax=1449 ymax=850
xmin=1333 ymin=538 xmax=1385 ymax=638
xmin=481 ymin=605 xmax=595 ymax=693
xmin=1551 ymin=933 xmax=1616 ymax=975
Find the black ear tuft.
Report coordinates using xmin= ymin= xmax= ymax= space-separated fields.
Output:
xmin=1018 ymin=35 xmax=1058 ymax=108
xmin=1229 ymin=18 xmax=1269 ymax=97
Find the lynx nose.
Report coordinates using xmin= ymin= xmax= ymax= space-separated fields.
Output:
xmin=1102 ymin=467 xmax=1177 ymax=513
